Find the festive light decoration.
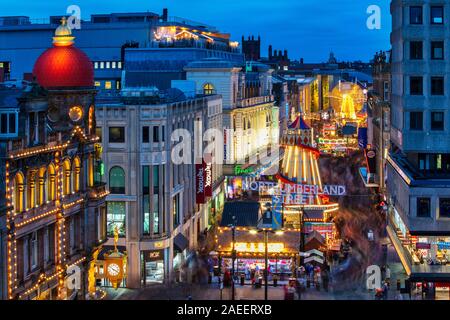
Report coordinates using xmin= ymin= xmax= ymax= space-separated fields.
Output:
xmin=5 ymin=18 xmax=107 ymax=300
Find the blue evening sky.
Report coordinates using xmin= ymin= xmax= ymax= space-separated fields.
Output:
xmin=0 ymin=0 xmax=391 ymax=62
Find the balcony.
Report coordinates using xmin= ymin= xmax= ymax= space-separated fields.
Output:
xmin=236 ymin=95 xmax=274 ymax=108
xmin=88 ymin=182 xmax=108 ymax=200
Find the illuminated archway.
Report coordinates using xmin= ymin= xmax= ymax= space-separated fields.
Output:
xmin=37 ymin=167 xmax=47 ymax=205
xmin=26 ymin=170 xmax=37 ymax=210
xmin=72 ymin=157 xmax=81 ymax=192
xmin=62 ymin=159 xmax=72 ymax=196
xmin=47 ymin=163 xmax=56 ymax=201
xmin=13 ymin=172 xmax=25 ymax=213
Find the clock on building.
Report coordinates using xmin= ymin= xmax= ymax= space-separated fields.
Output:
xmin=69 ymin=105 xmax=84 ymax=122
xmin=107 ymin=263 xmax=120 ymax=277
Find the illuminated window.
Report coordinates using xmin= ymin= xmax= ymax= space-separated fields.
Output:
xmin=72 ymin=157 xmax=81 ymax=192
xmin=203 ymin=83 xmax=215 ymax=95
xmin=431 ymin=6 xmax=444 ymax=24
xmin=37 ymin=167 xmax=46 ymax=206
xmin=105 ymin=81 xmax=112 ymax=90
xmin=13 ymin=172 xmax=24 ymax=213
xmin=107 ymin=201 xmax=126 ymax=237
xmin=27 ymin=171 xmax=37 ymax=209
xmin=47 ymin=164 xmax=56 ymax=201
xmin=95 ymin=81 xmax=101 ymax=87
xmin=100 ymin=62 xmax=105 ymax=69
xmin=109 ymin=166 xmax=125 ymax=194
xmin=106 ymin=62 xmax=111 ymax=69
xmin=63 ymin=159 xmax=72 ymax=196
xmin=94 ymin=62 xmax=99 ymax=69
xmin=118 ymin=61 xmax=122 ymax=69
xmin=112 ymin=61 xmax=117 ymax=69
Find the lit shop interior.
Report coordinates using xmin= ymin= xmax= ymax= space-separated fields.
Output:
xmin=389 ymin=208 xmax=450 ymax=299
xmin=215 ymin=227 xmax=299 ymax=279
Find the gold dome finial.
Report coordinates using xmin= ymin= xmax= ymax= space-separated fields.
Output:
xmin=53 ymin=16 xmax=75 ymax=47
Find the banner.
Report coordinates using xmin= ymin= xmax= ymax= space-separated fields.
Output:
xmin=195 ymin=162 xmax=205 ymax=204
xmin=271 ymin=196 xmax=283 ymax=230
xmin=204 ymin=154 xmax=213 ymax=197
xmin=358 ymin=127 xmax=368 ymax=149
xmin=365 ymin=148 xmax=377 ymax=174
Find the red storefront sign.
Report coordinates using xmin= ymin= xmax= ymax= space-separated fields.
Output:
xmin=204 ymin=154 xmax=213 ymax=197
xmin=196 ymin=162 xmax=205 ymax=204
xmin=415 ymin=242 xmax=431 ymax=250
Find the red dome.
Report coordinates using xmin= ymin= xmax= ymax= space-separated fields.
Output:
xmin=32 ymin=45 xmax=94 ymax=88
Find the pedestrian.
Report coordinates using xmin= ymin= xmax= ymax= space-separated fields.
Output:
xmin=385 ymin=265 xmax=391 ymax=283
xmin=395 ymin=291 xmax=403 ymax=300
xmin=382 ymin=281 xmax=389 ymax=300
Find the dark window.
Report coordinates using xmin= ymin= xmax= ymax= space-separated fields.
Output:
xmin=95 ymin=127 xmax=102 ymax=142
xmin=431 ymin=112 xmax=444 ymax=130
xmin=8 ymin=113 xmax=16 ymax=134
xmin=431 ymin=41 xmax=444 ymax=60
xmin=410 ymin=77 xmax=423 ymax=95
xmin=161 ymin=125 xmax=165 ymax=142
xmin=143 ymin=165 xmax=150 ymax=235
xmin=0 ymin=113 xmax=7 ymax=134
xmin=153 ymin=126 xmax=159 ymax=143
xmin=439 ymin=198 xmax=450 ymax=218
xmin=410 ymin=6 xmax=423 ymax=24
xmin=410 ymin=112 xmax=423 ymax=130
xmin=431 ymin=77 xmax=444 ymax=95
xmin=431 ymin=6 xmax=444 ymax=24
xmin=142 ymin=126 xmax=150 ymax=143
xmin=109 ymin=127 xmax=125 ymax=143
xmin=410 ymin=41 xmax=423 ymax=59
xmin=417 ymin=198 xmax=431 ymax=217
xmin=109 ymin=166 xmax=125 ymax=194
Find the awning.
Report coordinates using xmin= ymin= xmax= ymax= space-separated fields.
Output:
xmin=174 ymin=233 xmax=189 ymax=252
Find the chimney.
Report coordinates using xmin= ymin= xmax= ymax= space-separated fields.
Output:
xmin=268 ymin=45 xmax=272 ymax=60
xmin=162 ymin=8 xmax=168 ymax=22
xmin=284 ymin=50 xmax=288 ymax=59
xmin=300 ymin=58 xmax=304 ymax=64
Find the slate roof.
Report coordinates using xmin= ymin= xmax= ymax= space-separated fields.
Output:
xmin=220 ymin=201 xmax=260 ymax=227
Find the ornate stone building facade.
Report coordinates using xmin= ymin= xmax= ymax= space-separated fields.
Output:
xmin=0 ymin=20 xmax=107 ymax=300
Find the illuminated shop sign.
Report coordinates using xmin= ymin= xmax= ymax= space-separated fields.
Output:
xmin=242 ymin=181 xmax=346 ymax=196
xmin=234 ymin=165 xmax=254 ymax=176
xmin=195 ymin=162 xmax=205 ymax=204
xmin=204 ymin=154 xmax=212 ymax=197
xmin=234 ymin=242 xmax=284 ymax=253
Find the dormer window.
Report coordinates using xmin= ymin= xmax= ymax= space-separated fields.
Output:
xmin=0 ymin=110 xmax=18 ymax=137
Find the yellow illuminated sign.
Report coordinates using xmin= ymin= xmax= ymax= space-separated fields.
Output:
xmin=234 ymin=243 xmax=284 ymax=253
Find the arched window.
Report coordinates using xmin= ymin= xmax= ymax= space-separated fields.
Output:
xmin=203 ymin=83 xmax=215 ymax=95
xmin=109 ymin=166 xmax=125 ymax=194
xmin=13 ymin=172 xmax=24 ymax=213
xmin=47 ymin=163 xmax=56 ymax=201
xmin=26 ymin=170 xmax=37 ymax=210
xmin=72 ymin=157 xmax=81 ymax=192
xmin=63 ymin=159 xmax=72 ymax=196
xmin=37 ymin=167 xmax=46 ymax=206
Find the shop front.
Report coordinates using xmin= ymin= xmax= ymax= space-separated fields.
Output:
xmin=388 ymin=208 xmax=450 ymax=300
xmin=141 ymin=249 xmax=165 ymax=285
xmin=216 ymin=228 xmax=300 ymax=280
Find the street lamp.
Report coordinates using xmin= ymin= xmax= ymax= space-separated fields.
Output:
xmin=248 ymin=227 xmax=284 ymax=300
xmin=228 ymin=215 xmax=237 ymax=301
